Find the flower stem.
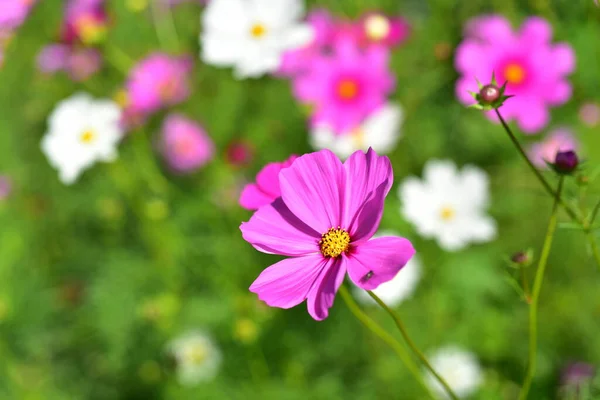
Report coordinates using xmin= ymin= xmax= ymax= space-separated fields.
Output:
xmin=150 ymin=0 xmax=180 ymax=52
xmin=494 ymin=109 xmax=600 ymax=271
xmin=366 ymin=290 xmax=460 ymax=400
xmin=338 ymin=285 xmax=436 ymax=399
xmin=518 ymin=176 xmax=563 ymax=400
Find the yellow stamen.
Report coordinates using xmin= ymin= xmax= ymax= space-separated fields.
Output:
xmin=440 ymin=206 xmax=455 ymax=221
xmin=350 ymin=127 xmax=365 ymax=149
xmin=337 ymin=79 xmax=359 ymax=100
xmin=250 ymin=23 xmax=267 ymax=38
xmin=365 ymin=14 xmax=390 ymax=40
xmin=185 ymin=344 xmax=207 ymax=365
xmin=504 ymin=63 xmax=525 ymax=84
xmin=80 ymin=129 xmax=96 ymax=144
xmin=319 ymin=227 xmax=351 ymax=258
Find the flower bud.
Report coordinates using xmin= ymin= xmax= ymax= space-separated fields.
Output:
xmin=511 ymin=251 xmax=529 ymax=265
xmin=553 ymin=150 xmax=579 ymax=175
xmin=479 ymin=84 xmax=501 ymax=104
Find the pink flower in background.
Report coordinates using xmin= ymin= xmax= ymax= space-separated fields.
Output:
xmin=277 ymin=9 xmax=336 ymax=77
xmin=161 ymin=114 xmax=214 ymax=173
xmin=0 ymin=0 xmax=37 ymax=29
xmin=579 ymin=102 xmax=600 ymax=127
xmin=355 ymin=12 xmax=410 ymax=48
xmin=62 ymin=0 xmax=109 ymax=45
xmin=0 ymin=175 xmax=12 ymax=200
xmin=293 ymin=38 xmax=395 ymax=133
xmin=124 ymin=53 xmax=193 ymax=117
xmin=239 ymin=155 xmax=298 ymax=210
xmin=455 ymin=15 xmax=575 ymax=133
xmin=241 ymin=148 xmax=415 ymax=321
xmin=225 ymin=140 xmax=254 ymax=168
xmin=37 ymin=45 xmax=102 ymax=81
xmin=528 ymin=128 xmax=578 ymax=168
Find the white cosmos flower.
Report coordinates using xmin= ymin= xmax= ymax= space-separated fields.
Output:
xmin=41 ymin=92 xmax=123 ymax=185
xmin=425 ymin=346 xmax=483 ymax=399
xmin=310 ymin=103 xmax=404 ymax=159
xmin=168 ymin=330 xmax=222 ymax=386
xmin=353 ymin=229 xmax=421 ymax=306
xmin=398 ymin=160 xmax=496 ymax=251
xmin=200 ymin=0 xmax=313 ymax=79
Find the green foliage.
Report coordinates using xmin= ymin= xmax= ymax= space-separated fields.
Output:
xmin=0 ymin=0 xmax=599 ymax=399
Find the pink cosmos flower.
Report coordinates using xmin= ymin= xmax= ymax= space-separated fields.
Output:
xmin=62 ymin=0 xmax=109 ymax=45
xmin=277 ymin=9 xmax=336 ymax=78
xmin=579 ymin=102 xmax=600 ymax=127
xmin=124 ymin=53 xmax=193 ymax=117
xmin=293 ymin=38 xmax=395 ymax=133
xmin=240 ymin=148 xmax=415 ymax=321
xmin=455 ymin=15 xmax=575 ymax=134
xmin=355 ymin=12 xmax=410 ymax=48
xmin=161 ymin=114 xmax=214 ymax=173
xmin=528 ymin=127 xmax=578 ymax=168
xmin=0 ymin=0 xmax=37 ymax=30
xmin=37 ymin=44 xmax=102 ymax=81
xmin=239 ymin=155 xmax=298 ymax=210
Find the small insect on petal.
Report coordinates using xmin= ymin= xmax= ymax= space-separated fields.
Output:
xmin=360 ymin=271 xmax=374 ymax=283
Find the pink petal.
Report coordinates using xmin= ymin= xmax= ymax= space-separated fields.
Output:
xmin=240 ymin=198 xmax=320 ymax=256
xmin=279 ymin=149 xmax=345 ymax=234
xmin=239 ymin=183 xmax=274 ymax=210
xmin=256 ymin=163 xmax=285 ymax=198
xmin=549 ymin=44 xmax=575 ymax=75
xmin=519 ymin=17 xmax=552 ymax=45
xmin=515 ymin=98 xmax=550 ymax=134
xmin=250 ymin=254 xmax=327 ymax=309
xmin=306 ymin=257 xmax=346 ymax=320
xmin=346 ymin=237 xmax=415 ymax=290
xmin=342 ymin=148 xmax=392 ymax=242
xmin=545 ymin=80 xmax=572 ymax=105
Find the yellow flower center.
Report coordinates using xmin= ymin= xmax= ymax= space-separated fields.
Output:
xmin=350 ymin=127 xmax=365 ymax=148
xmin=74 ymin=15 xmax=107 ymax=45
xmin=503 ymin=63 xmax=525 ymax=84
xmin=184 ymin=344 xmax=207 ymax=365
xmin=250 ymin=23 xmax=267 ymax=38
xmin=365 ymin=14 xmax=390 ymax=40
xmin=80 ymin=129 xmax=96 ymax=144
xmin=439 ymin=206 xmax=456 ymax=221
xmin=319 ymin=227 xmax=351 ymax=258
xmin=337 ymin=79 xmax=359 ymax=100
xmin=114 ymin=89 xmax=128 ymax=107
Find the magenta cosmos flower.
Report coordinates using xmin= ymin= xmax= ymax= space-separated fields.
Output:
xmin=455 ymin=15 xmax=575 ymax=134
xmin=355 ymin=11 xmax=410 ymax=48
xmin=240 ymin=148 xmax=415 ymax=321
xmin=277 ymin=9 xmax=335 ymax=78
xmin=61 ymin=0 xmax=109 ymax=45
xmin=161 ymin=114 xmax=214 ymax=173
xmin=124 ymin=53 xmax=193 ymax=118
xmin=293 ymin=38 xmax=395 ymax=133
xmin=0 ymin=0 xmax=37 ymax=30
xmin=239 ymin=155 xmax=298 ymax=210
xmin=528 ymin=127 xmax=578 ymax=168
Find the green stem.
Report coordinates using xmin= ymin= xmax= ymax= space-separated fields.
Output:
xmin=585 ymin=233 xmax=600 ymax=272
xmin=588 ymin=198 xmax=600 ymax=227
xmin=366 ymin=290 xmax=460 ymax=400
xmin=150 ymin=0 xmax=180 ymax=52
xmin=131 ymin=130 xmax=170 ymax=196
xmin=103 ymin=43 xmax=134 ymax=76
xmin=338 ymin=286 xmax=436 ymax=399
xmin=494 ymin=109 xmax=579 ymax=223
xmin=518 ymin=176 xmax=563 ymax=400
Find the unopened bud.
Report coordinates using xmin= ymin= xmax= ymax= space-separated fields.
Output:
xmin=479 ymin=84 xmax=501 ymax=104
xmin=553 ymin=150 xmax=579 ymax=175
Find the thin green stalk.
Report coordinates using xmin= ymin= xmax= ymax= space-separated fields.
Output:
xmin=150 ymin=0 xmax=180 ymax=52
xmin=103 ymin=43 xmax=134 ymax=75
xmin=494 ymin=109 xmax=579 ymax=223
xmin=518 ymin=176 xmax=564 ymax=400
xmin=366 ymin=290 xmax=460 ymax=400
xmin=338 ymin=285 xmax=435 ymax=399
xmin=588 ymin=198 xmax=600 ymax=227
xmin=495 ymin=109 xmax=600 ymax=272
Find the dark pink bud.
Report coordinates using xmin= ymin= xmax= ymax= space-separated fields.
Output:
xmin=553 ymin=150 xmax=579 ymax=174
xmin=479 ymin=84 xmax=501 ymax=104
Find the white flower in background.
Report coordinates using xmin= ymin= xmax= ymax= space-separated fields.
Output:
xmin=168 ymin=330 xmax=222 ymax=386
xmin=310 ymin=103 xmax=404 ymax=159
xmin=353 ymin=229 xmax=421 ymax=306
xmin=41 ymin=92 xmax=123 ymax=185
xmin=398 ymin=160 xmax=496 ymax=251
xmin=425 ymin=346 xmax=483 ymax=399
xmin=200 ymin=0 xmax=314 ymax=79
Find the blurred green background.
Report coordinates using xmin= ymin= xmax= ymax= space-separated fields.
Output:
xmin=1 ymin=0 xmax=599 ymax=399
